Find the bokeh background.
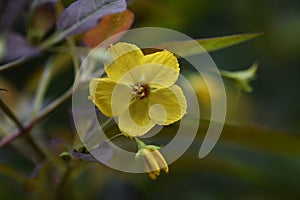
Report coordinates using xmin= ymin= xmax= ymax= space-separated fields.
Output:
xmin=1 ymin=0 xmax=300 ymax=199
xmin=131 ymin=0 xmax=300 ymax=132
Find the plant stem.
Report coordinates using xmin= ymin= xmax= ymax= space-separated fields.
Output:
xmin=106 ymin=133 xmax=124 ymax=143
xmin=31 ymin=57 xmax=54 ymax=118
xmin=101 ymin=117 xmax=114 ymax=129
xmin=0 ymin=57 xmax=26 ymax=72
xmin=44 ymin=46 xmax=90 ymax=54
xmin=0 ymin=99 xmax=24 ymax=130
xmin=0 ymin=87 xmax=73 ymax=147
xmin=33 ymin=87 xmax=73 ymax=125
xmin=67 ymin=38 xmax=80 ymax=77
xmin=135 ymin=137 xmax=146 ymax=150
xmin=0 ymin=31 xmax=67 ymax=72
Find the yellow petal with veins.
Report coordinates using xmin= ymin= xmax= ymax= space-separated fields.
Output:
xmin=149 ymin=85 xmax=187 ymax=125
xmin=105 ymin=43 xmax=144 ymax=83
xmin=141 ymin=50 xmax=179 ymax=72
xmin=118 ymin=98 xmax=155 ymax=137
xmin=116 ymin=64 xmax=179 ymax=89
xmin=89 ymin=78 xmax=132 ymax=116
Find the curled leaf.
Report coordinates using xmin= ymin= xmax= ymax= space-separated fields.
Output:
xmin=56 ymin=0 xmax=127 ymax=37
xmin=221 ymin=62 xmax=259 ymax=92
xmin=83 ymin=9 xmax=134 ymax=48
xmin=72 ymin=141 xmax=114 ymax=164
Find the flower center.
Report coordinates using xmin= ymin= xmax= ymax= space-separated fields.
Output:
xmin=132 ymin=83 xmax=150 ymax=99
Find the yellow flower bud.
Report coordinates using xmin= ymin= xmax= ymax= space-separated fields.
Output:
xmin=135 ymin=139 xmax=168 ymax=180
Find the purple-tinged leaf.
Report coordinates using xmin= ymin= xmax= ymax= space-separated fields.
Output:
xmin=1 ymin=32 xmax=39 ymax=63
xmin=57 ymin=0 xmax=127 ymax=37
xmin=37 ymin=0 xmax=57 ymax=5
xmin=72 ymin=149 xmax=98 ymax=162
xmin=72 ymin=141 xmax=114 ymax=164
xmin=0 ymin=0 xmax=30 ymax=32
xmin=92 ymin=141 xmax=114 ymax=165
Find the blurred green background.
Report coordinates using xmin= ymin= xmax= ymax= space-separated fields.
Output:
xmin=131 ymin=0 xmax=300 ymax=132
xmin=1 ymin=0 xmax=300 ymax=199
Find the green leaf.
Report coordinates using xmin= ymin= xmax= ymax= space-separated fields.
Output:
xmin=156 ymin=33 xmax=262 ymax=57
xmin=221 ymin=62 xmax=259 ymax=92
xmin=0 ymin=99 xmax=23 ymax=130
xmin=197 ymin=33 xmax=262 ymax=52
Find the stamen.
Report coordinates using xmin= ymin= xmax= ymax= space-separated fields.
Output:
xmin=132 ymin=82 xmax=150 ymax=99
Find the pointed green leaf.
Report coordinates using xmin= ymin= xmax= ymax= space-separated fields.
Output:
xmin=197 ymin=33 xmax=262 ymax=52
xmin=156 ymin=33 xmax=262 ymax=57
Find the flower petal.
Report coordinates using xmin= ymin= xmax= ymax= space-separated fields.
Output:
xmin=141 ymin=50 xmax=179 ymax=71
xmin=149 ymin=85 xmax=187 ymax=125
xmin=153 ymin=150 xmax=169 ymax=173
xmin=89 ymin=78 xmax=132 ymax=116
xmin=105 ymin=42 xmax=144 ymax=83
xmin=119 ymin=99 xmax=155 ymax=137
xmin=139 ymin=50 xmax=180 ymax=88
xmin=143 ymin=64 xmax=179 ymax=88
xmin=116 ymin=63 xmax=179 ymax=89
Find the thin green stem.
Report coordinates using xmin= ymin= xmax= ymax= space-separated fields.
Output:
xmin=135 ymin=137 xmax=146 ymax=150
xmin=45 ymin=46 xmax=90 ymax=55
xmin=39 ymin=32 xmax=63 ymax=50
xmin=0 ymin=123 xmax=9 ymax=137
xmin=26 ymin=0 xmax=40 ymax=41
xmin=0 ymin=57 xmax=26 ymax=72
xmin=31 ymin=87 xmax=73 ymax=126
xmin=0 ymin=99 xmax=24 ymax=130
xmin=106 ymin=133 xmax=124 ymax=143
xmin=101 ymin=117 xmax=114 ymax=129
xmin=31 ymin=57 xmax=54 ymax=118
xmin=66 ymin=38 xmax=80 ymax=77
xmin=24 ymin=135 xmax=45 ymax=163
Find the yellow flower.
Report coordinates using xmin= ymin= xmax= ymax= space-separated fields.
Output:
xmin=135 ymin=138 xmax=168 ymax=180
xmin=89 ymin=42 xmax=187 ymax=137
